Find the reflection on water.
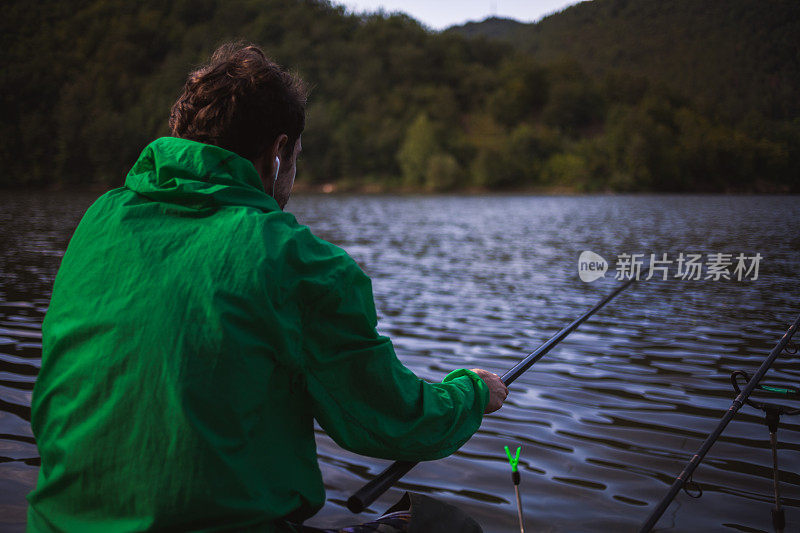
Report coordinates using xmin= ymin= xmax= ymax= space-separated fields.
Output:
xmin=1 ymin=192 xmax=798 ymax=532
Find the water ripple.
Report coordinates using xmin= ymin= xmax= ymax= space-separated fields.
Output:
xmin=1 ymin=192 xmax=799 ymax=532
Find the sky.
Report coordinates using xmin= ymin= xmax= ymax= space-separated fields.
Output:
xmin=333 ymin=0 xmax=586 ymax=30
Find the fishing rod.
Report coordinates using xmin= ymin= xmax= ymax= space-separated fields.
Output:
xmin=346 ymin=276 xmax=638 ymax=514
xmin=639 ymin=312 xmax=800 ymax=533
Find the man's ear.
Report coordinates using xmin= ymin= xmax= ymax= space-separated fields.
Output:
xmin=271 ymin=134 xmax=289 ymax=164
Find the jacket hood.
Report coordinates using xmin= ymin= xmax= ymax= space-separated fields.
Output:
xmin=125 ymin=137 xmax=279 ymax=212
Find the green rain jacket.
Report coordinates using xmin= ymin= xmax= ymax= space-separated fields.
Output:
xmin=27 ymin=137 xmax=489 ymax=532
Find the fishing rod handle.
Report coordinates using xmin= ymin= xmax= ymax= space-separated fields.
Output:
xmin=346 ymin=460 xmax=416 ymax=513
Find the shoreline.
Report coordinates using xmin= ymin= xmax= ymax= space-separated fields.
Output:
xmin=1 ymin=182 xmax=796 ymax=196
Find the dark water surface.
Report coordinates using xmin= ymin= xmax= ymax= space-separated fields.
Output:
xmin=1 ymin=192 xmax=798 ymax=532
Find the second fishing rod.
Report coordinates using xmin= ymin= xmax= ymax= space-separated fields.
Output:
xmin=638 ymin=312 xmax=800 ymax=533
xmin=346 ymin=275 xmax=638 ymax=514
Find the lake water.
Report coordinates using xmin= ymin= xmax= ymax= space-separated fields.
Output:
xmin=1 ymin=191 xmax=798 ymax=532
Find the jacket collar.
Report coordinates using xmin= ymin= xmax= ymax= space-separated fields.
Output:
xmin=125 ymin=137 xmax=279 ymax=212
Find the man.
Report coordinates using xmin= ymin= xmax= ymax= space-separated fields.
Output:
xmin=27 ymin=43 xmax=508 ymax=532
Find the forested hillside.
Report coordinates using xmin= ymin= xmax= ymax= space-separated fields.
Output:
xmin=452 ymin=0 xmax=800 ymax=123
xmin=2 ymin=0 xmax=798 ymax=192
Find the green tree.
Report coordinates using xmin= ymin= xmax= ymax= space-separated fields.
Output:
xmin=397 ymin=113 xmax=439 ymax=188
xmin=425 ymin=152 xmax=461 ymax=191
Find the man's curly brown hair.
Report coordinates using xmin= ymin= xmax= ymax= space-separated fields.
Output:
xmin=169 ymin=43 xmax=306 ymax=162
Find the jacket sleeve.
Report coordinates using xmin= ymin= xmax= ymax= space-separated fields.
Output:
xmin=299 ymin=255 xmax=489 ymax=462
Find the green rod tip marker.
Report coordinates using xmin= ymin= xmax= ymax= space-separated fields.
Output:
xmin=505 ymin=445 xmax=521 ymax=472
xmin=505 ymin=446 xmax=524 ymax=533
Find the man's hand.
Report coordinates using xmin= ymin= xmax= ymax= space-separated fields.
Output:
xmin=470 ymin=369 xmax=508 ymax=414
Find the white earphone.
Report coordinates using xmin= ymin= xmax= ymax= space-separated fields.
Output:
xmin=272 ymin=156 xmax=280 ymax=197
